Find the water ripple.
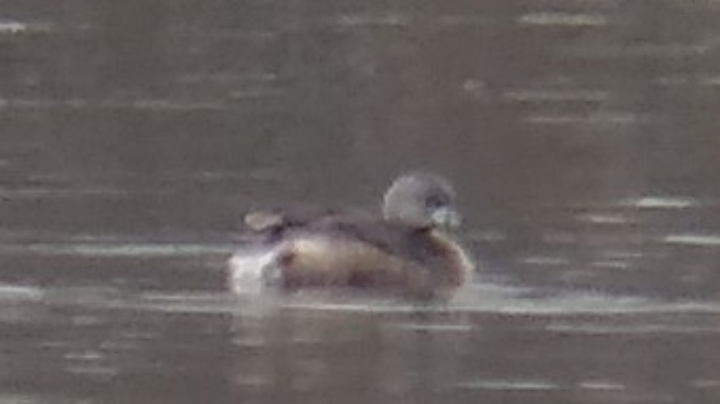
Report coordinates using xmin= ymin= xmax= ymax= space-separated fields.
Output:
xmin=9 ymin=241 xmax=234 ymax=258
xmin=517 ymin=12 xmax=609 ymax=27
xmin=663 ymin=234 xmax=720 ymax=246
xmin=455 ymin=379 xmax=559 ymax=391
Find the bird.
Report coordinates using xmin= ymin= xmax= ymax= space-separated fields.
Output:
xmin=227 ymin=172 xmax=475 ymax=299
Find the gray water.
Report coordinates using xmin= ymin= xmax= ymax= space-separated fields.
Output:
xmin=2 ymin=1 xmax=720 ymax=403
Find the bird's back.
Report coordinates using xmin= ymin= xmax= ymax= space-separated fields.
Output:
xmin=257 ymin=215 xmax=473 ymax=296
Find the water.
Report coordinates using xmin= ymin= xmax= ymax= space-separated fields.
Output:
xmin=2 ymin=0 xmax=720 ymax=403
xmin=2 ymin=239 xmax=720 ymax=404
xmin=2 ymin=276 xmax=720 ymax=403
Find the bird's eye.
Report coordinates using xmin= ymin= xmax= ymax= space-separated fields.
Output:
xmin=425 ymin=194 xmax=446 ymax=208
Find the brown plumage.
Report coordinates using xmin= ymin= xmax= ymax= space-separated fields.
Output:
xmin=228 ymin=172 xmax=475 ymax=299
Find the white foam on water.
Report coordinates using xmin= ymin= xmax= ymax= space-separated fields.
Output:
xmin=227 ymin=247 xmax=277 ymax=295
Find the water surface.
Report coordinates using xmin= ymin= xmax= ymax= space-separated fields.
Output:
xmin=2 ymin=0 xmax=720 ymax=403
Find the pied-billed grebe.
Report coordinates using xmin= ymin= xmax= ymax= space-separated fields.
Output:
xmin=228 ymin=172 xmax=475 ymax=299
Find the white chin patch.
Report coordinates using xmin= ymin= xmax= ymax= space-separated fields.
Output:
xmin=227 ymin=248 xmax=277 ymax=295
